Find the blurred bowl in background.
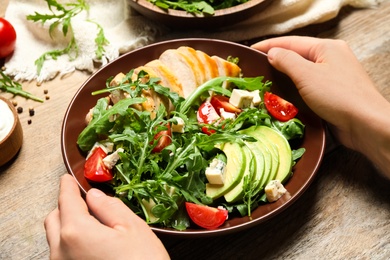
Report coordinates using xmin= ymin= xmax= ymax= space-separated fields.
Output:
xmin=128 ymin=0 xmax=271 ymax=29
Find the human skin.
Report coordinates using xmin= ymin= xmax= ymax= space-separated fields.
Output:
xmin=252 ymin=36 xmax=390 ymax=178
xmin=44 ymin=174 xmax=170 ymax=260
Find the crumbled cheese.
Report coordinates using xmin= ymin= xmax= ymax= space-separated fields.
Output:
xmin=265 ymin=180 xmax=287 ymax=202
xmin=250 ymin=90 xmax=261 ymax=107
xmin=103 ymin=148 xmax=124 ymax=169
xmin=205 ymin=158 xmax=227 ymax=185
xmin=171 ymin=116 xmax=185 ymax=133
xmin=220 ymin=108 xmax=236 ymax=120
xmin=229 ymin=89 xmax=253 ymax=109
xmin=86 ymin=143 xmax=105 ymax=160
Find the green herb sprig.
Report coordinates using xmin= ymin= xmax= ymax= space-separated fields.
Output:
xmin=147 ymin=0 xmax=249 ymax=15
xmin=0 ymin=71 xmax=43 ymax=102
xmin=27 ymin=0 xmax=109 ymax=75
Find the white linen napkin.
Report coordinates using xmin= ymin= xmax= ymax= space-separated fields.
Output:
xmin=3 ymin=0 xmax=383 ymax=83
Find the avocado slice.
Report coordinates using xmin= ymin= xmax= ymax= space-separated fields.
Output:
xmin=224 ymin=145 xmax=256 ymax=203
xmin=206 ymin=142 xmax=246 ymax=199
xmin=254 ymin=126 xmax=293 ymax=183
xmin=244 ymin=127 xmax=280 ymax=187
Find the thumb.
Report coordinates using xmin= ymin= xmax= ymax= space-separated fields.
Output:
xmin=86 ymin=188 xmax=144 ymax=229
xmin=267 ymin=47 xmax=313 ymax=85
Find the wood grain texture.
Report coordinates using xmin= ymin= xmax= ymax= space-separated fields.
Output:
xmin=1 ymin=1 xmax=390 ymax=259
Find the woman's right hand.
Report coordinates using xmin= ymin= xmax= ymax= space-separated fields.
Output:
xmin=252 ymin=36 xmax=390 ymax=177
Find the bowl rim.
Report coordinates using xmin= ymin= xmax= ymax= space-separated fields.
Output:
xmin=61 ymin=38 xmax=326 ymax=237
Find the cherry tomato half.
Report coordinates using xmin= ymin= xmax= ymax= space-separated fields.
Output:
xmin=185 ymin=202 xmax=228 ymax=229
xmin=264 ymin=91 xmax=298 ymax=122
xmin=197 ymin=101 xmax=220 ymax=135
xmin=84 ymin=147 xmax=113 ymax=182
xmin=0 ymin=18 xmax=17 ymax=59
xmin=210 ymin=95 xmax=241 ymax=115
xmin=152 ymin=123 xmax=172 ymax=153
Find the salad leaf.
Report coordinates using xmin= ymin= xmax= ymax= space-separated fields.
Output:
xmin=146 ymin=0 xmax=249 ymax=15
xmin=77 ymin=69 xmax=305 ymax=230
xmin=271 ymin=118 xmax=305 ymax=141
xmin=0 ymin=71 xmax=43 ymax=102
xmin=178 ymin=76 xmax=270 ymax=115
xmin=77 ymin=97 xmax=146 ymax=151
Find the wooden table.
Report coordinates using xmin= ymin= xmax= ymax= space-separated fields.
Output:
xmin=1 ymin=1 xmax=390 ymax=259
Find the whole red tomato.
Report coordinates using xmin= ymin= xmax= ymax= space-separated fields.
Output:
xmin=0 ymin=18 xmax=17 ymax=59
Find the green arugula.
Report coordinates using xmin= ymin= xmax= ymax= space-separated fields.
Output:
xmin=76 ymin=69 xmax=304 ymax=229
xmin=0 ymin=71 xmax=43 ymax=102
xmin=27 ymin=0 xmax=109 ymax=74
xmin=147 ymin=0 xmax=249 ymax=15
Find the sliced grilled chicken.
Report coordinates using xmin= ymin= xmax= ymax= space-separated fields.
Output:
xmin=144 ymin=59 xmax=184 ymax=97
xmin=159 ymin=49 xmax=199 ymax=98
xmin=88 ymin=47 xmax=242 ymax=124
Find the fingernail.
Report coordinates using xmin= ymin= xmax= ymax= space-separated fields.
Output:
xmin=267 ymin=48 xmax=279 ymax=61
xmin=88 ymin=188 xmax=105 ymax=198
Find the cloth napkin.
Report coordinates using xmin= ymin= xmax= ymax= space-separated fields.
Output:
xmin=3 ymin=0 xmax=383 ymax=83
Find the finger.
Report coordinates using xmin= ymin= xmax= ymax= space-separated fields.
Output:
xmin=251 ymin=36 xmax=323 ymax=60
xmin=44 ymin=208 xmax=61 ymax=246
xmin=265 ymin=47 xmax=317 ymax=86
xmin=58 ymin=174 xmax=90 ymax=225
xmin=86 ymin=188 xmax=146 ymax=230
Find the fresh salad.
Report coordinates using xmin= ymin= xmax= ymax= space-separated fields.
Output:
xmin=146 ymin=0 xmax=250 ymax=15
xmin=77 ymin=55 xmax=305 ymax=231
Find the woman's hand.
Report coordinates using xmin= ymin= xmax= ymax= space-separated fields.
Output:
xmin=44 ymin=174 xmax=170 ymax=260
xmin=252 ymin=36 xmax=390 ymax=177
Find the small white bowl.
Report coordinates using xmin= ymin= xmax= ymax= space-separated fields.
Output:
xmin=0 ymin=96 xmax=23 ymax=167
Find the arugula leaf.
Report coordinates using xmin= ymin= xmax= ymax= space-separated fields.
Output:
xmin=271 ymin=118 xmax=305 ymax=141
xmin=178 ymin=76 xmax=269 ymax=115
xmin=77 ymin=97 xmax=146 ymax=151
xmin=27 ymin=0 xmax=109 ymax=74
xmin=147 ymin=0 xmax=249 ymax=15
xmin=0 ymin=71 xmax=44 ymax=102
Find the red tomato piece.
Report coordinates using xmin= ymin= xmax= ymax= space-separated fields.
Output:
xmin=185 ymin=202 xmax=228 ymax=229
xmin=0 ymin=18 xmax=17 ymax=59
xmin=210 ymin=95 xmax=241 ymax=115
xmin=197 ymin=101 xmax=220 ymax=135
xmin=152 ymin=123 xmax=172 ymax=153
xmin=84 ymin=147 xmax=113 ymax=182
xmin=263 ymin=91 xmax=298 ymax=122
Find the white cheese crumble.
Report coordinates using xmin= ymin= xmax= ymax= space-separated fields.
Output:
xmin=229 ymin=89 xmax=254 ymax=109
xmin=250 ymin=90 xmax=261 ymax=107
xmin=205 ymin=158 xmax=227 ymax=185
xmin=103 ymin=148 xmax=124 ymax=169
xmin=220 ymin=108 xmax=236 ymax=120
xmin=265 ymin=180 xmax=287 ymax=202
xmin=171 ymin=116 xmax=185 ymax=133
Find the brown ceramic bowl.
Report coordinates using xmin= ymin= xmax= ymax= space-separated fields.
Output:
xmin=129 ymin=0 xmax=272 ymax=29
xmin=61 ymin=38 xmax=325 ymax=237
xmin=0 ymin=96 xmax=23 ymax=167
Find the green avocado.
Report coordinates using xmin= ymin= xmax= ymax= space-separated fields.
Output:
xmin=257 ymin=126 xmax=293 ymax=183
xmin=206 ymin=142 xmax=246 ymax=199
xmin=243 ymin=127 xmax=280 ymax=187
xmin=206 ymin=126 xmax=293 ymax=202
xmin=224 ymin=145 xmax=256 ymax=203
xmin=248 ymin=126 xmax=293 ymax=184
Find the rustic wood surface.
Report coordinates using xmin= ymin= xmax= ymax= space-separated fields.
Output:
xmin=1 ymin=1 xmax=390 ymax=259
